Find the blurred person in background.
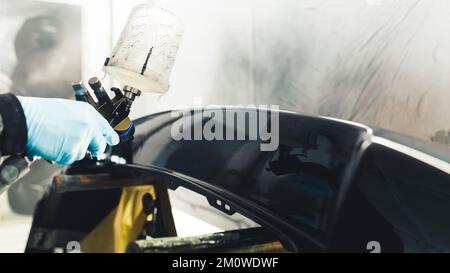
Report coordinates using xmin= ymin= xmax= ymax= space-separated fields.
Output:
xmin=4 ymin=12 xmax=91 ymax=214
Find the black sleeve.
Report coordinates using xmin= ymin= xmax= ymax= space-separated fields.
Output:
xmin=0 ymin=93 xmax=27 ymax=156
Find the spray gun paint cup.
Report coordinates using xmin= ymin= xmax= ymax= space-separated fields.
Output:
xmin=104 ymin=4 xmax=184 ymax=94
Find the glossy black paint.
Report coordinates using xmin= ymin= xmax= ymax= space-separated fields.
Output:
xmin=26 ymin=108 xmax=450 ymax=252
xmin=123 ymin=108 xmax=449 ymax=252
xmin=335 ymin=143 xmax=450 ymax=252
xmin=130 ymin=110 xmax=367 ymax=242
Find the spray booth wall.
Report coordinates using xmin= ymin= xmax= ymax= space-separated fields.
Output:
xmin=90 ymin=0 xmax=450 ymax=146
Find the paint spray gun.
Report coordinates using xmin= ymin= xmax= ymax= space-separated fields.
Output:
xmin=72 ymin=4 xmax=183 ymax=143
xmin=0 ymin=5 xmax=183 ymax=194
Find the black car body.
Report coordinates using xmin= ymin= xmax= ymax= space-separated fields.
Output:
xmin=25 ymin=108 xmax=450 ymax=253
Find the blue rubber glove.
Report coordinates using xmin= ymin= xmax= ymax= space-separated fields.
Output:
xmin=17 ymin=96 xmax=119 ymax=165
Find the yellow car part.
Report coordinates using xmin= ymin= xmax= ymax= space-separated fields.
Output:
xmin=80 ymin=185 xmax=155 ymax=253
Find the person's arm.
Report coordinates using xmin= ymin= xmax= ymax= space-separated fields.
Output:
xmin=0 ymin=93 xmax=119 ymax=165
xmin=0 ymin=93 xmax=27 ymax=157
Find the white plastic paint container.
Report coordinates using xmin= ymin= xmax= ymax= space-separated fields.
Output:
xmin=104 ymin=4 xmax=184 ymax=93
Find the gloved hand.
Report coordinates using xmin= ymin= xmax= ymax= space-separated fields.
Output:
xmin=17 ymin=96 xmax=119 ymax=165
